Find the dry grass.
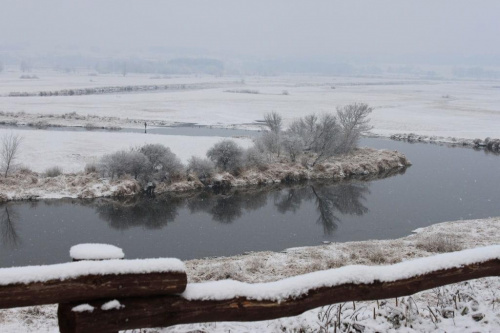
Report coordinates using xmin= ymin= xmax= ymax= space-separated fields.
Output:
xmin=416 ymin=234 xmax=463 ymax=253
xmin=44 ymin=166 xmax=63 ymax=177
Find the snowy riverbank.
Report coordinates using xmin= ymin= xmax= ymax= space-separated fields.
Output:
xmin=0 ymin=148 xmax=409 ymax=201
xmin=386 ymin=133 xmax=500 ymax=153
xmin=0 ymin=217 xmax=498 ymax=332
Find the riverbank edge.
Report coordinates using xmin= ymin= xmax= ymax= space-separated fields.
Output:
xmin=373 ymin=132 xmax=500 ymax=153
xmin=0 ymin=148 xmax=410 ymax=202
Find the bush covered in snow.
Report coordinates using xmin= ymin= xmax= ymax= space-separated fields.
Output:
xmin=139 ymin=144 xmax=184 ymax=182
xmin=206 ymin=139 xmax=244 ymax=174
xmin=187 ymin=156 xmax=215 ymax=182
xmin=99 ymin=150 xmax=150 ymax=180
xmin=243 ymin=147 xmax=269 ymax=170
xmin=98 ymin=143 xmax=184 ymax=184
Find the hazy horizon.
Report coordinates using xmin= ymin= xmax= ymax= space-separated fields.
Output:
xmin=1 ymin=1 xmax=500 ymax=69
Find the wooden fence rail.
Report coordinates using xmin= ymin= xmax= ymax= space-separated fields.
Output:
xmin=0 ymin=271 xmax=186 ymax=309
xmin=57 ymin=259 xmax=500 ymax=333
xmin=0 ymin=247 xmax=499 ymax=333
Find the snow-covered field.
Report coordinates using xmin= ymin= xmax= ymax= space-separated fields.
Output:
xmin=1 ymin=70 xmax=499 ymax=139
xmin=0 ymin=217 xmax=498 ymax=332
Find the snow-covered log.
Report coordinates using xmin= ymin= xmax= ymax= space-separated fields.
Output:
xmin=0 ymin=258 xmax=186 ymax=309
xmin=57 ymin=246 xmax=499 ymax=333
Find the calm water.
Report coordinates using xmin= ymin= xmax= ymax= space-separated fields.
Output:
xmin=1 ymin=138 xmax=499 ymax=268
xmin=0 ymin=123 xmax=259 ymax=138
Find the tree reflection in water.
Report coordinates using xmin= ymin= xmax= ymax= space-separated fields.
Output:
xmin=92 ymin=180 xmax=370 ymax=236
xmin=273 ymin=183 xmax=369 ymax=235
xmin=187 ymin=190 xmax=268 ymax=224
xmin=0 ymin=204 xmax=21 ymax=248
xmin=93 ymin=196 xmax=184 ymax=230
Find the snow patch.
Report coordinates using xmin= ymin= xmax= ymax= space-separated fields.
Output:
xmin=70 ymin=243 xmax=125 ymax=260
xmin=71 ymin=304 xmax=95 ymax=313
xmin=101 ymin=300 xmax=124 ymax=311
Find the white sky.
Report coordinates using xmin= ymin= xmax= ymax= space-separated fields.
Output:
xmin=1 ymin=0 xmax=499 ymax=58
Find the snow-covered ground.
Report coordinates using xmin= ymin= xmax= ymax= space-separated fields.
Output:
xmin=0 ymin=128 xmax=253 ymax=173
xmin=0 ymin=217 xmax=498 ymax=332
xmin=1 ymin=70 xmax=499 ymax=139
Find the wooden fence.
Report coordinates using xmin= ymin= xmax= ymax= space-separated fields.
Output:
xmin=0 ymin=250 xmax=499 ymax=333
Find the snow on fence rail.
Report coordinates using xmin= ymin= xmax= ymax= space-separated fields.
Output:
xmin=0 ymin=258 xmax=187 ymax=309
xmin=1 ymin=246 xmax=499 ymax=333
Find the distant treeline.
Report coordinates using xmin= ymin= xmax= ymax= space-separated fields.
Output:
xmin=8 ymin=81 xmax=238 ymax=97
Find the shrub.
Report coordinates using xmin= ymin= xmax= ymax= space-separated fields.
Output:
xmin=99 ymin=150 xmax=150 ymax=180
xmin=98 ymin=144 xmax=184 ymax=183
xmin=45 ymin=166 xmax=63 ymax=177
xmin=84 ymin=163 xmax=98 ymax=174
xmin=244 ymin=147 xmax=268 ymax=170
xmin=18 ymin=166 xmax=33 ymax=174
xmin=187 ymin=156 xmax=215 ymax=181
xmin=206 ymin=140 xmax=244 ymax=173
xmin=84 ymin=123 xmax=98 ymax=130
xmin=139 ymin=144 xmax=184 ymax=181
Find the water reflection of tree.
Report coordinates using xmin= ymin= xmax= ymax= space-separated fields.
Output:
xmin=93 ymin=196 xmax=183 ymax=230
xmin=210 ymin=196 xmax=243 ymax=224
xmin=187 ymin=190 xmax=268 ymax=224
xmin=274 ymin=187 xmax=310 ymax=214
xmin=0 ymin=205 xmax=21 ymax=248
xmin=274 ymin=182 xmax=370 ymax=235
xmin=93 ymin=181 xmax=369 ymax=234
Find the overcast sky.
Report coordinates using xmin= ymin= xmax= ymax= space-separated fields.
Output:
xmin=1 ymin=0 xmax=499 ymax=59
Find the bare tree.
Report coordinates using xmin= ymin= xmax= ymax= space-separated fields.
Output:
xmin=1 ymin=133 xmax=23 ymax=177
xmin=281 ymin=133 xmax=304 ymax=162
xmin=263 ymin=111 xmax=282 ymax=134
xmin=337 ymin=103 xmax=373 ymax=153
xmin=260 ymin=112 xmax=283 ymax=156
xmin=289 ymin=113 xmax=341 ymax=166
